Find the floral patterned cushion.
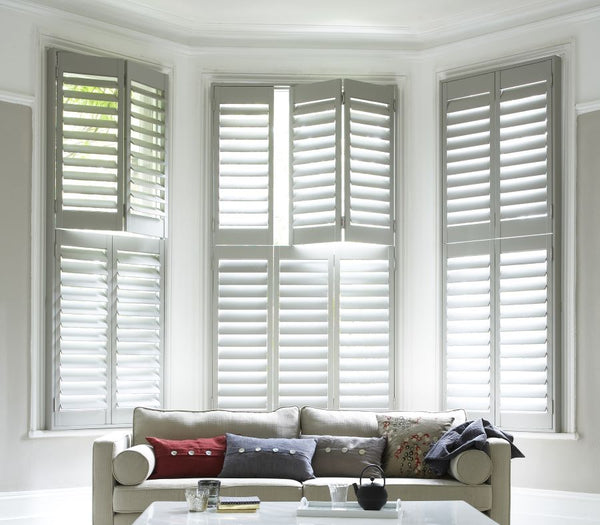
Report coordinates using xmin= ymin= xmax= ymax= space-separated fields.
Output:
xmin=376 ymin=414 xmax=454 ymax=478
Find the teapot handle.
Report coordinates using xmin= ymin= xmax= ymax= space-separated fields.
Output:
xmin=359 ymin=464 xmax=386 ymax=487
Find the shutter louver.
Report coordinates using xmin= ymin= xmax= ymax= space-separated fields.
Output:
xmin=113 ymin=238 xmax=163 ymax=424
xmin=499 ymin=61 xmax=552 ymax=239
xmin=125 ymin=63 xmax=167 ymax=237
xmin=215 ymin=249 xmax=271 ymax=409
xmin=291 ymin=80 xmax=342 ymax=244
xmin=443 ymin=74 xmax=493 ymax=244
xmin=55 ymin=52 xmax=124 ymax=231
xmin=276 ymin=253 xmax=330 ymax=408
xmin=344 ymin=80 xmax=395 ymax=245
xmin=55 ymin=231 xmax=110 ymax=427
xmin=338 ymin=249 xmax=392 ymax=409
xmin=214 ymin=86 xmax=273 ymax=245
xmin=499 ymin=236 xmax=552 ymax=430
xmin=445 ymin=242 xmax=492 ymax=419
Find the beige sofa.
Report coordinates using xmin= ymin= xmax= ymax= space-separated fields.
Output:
xmin=93 ymin=406 xmax=512 ymax=525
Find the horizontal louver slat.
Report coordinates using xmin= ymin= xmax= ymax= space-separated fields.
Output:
xmin=339 ymin=258 xmax=390 ymax=409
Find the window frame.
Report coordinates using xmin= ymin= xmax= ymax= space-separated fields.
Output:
xmin=439 ymin=54 xmax=569 ymax=433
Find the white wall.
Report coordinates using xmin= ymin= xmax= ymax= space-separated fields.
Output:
xmin=1 ymin=2 xmax=599 ymax=495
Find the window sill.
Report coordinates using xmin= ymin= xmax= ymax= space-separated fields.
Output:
xmin=29 ymin=427 xmax=131 ymax=439
xmin=512 ymin=431 xmax=579 ymax=441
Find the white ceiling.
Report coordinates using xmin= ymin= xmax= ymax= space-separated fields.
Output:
xmin=17 ymin=0 xmax=600 ymax=48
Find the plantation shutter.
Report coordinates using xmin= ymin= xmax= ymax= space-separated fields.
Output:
xmin=444 ymin=241 xmax=493 ymax=421
xmin=112 ymin=237 xmax=164 ymax=425
xmin=442 ymin=57 xmax=559 ymax=431
xmin=214 ymin=247 xmax=272 ymax=409
xmin=291 ymin=80 xmax=342 ymax=244
xmin=275 ymin=249 xmax=331 ymax=408
xmin=214 ymin=86 xmax=273 ymax=245
xmin=52 ymin=51 xmax=125 ymax=231
xmin=54 ymin=231 xmax=111 ymax=428
xmin=499 ymin=235 xmax=553 ymax=430
xmin=343 ymin=80 xmax=395 ymax=245
xmin=125 ymin=63 xmax=168 ymax=237
xmin=337 ymin=247 xmax=393 ymax=409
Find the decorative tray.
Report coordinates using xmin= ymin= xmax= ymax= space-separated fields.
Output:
xmin=296 ymin=498 xmax=402 ymax=519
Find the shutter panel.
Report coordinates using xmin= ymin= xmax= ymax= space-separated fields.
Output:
xmin=499 ymin=60 xmax=553 ymax=238
xmin=54 ymin=231 xmax=111 ymax=427
xmin=499 ymin=235 xmax=553 ymax=430
xmin=215 ymin=247 xmax=271 ymax=409
xmin=112 ymin=237 xmax=163 ymax=425
xmin=344 ymin=80 xmax=395 ymax=245
xmin=214 ymin=86 xmax=273 ymax=245
xmin=338 ymin=247 xmax=393 ymax=409
xmin=125 ymin=63 xmax=167 ymax=237
xmin=275 ymin=249 xmax=330 ymax=408
xmin=291 ymin=80 xmax=342 ymax=244
xmin=445 ymin=241 xmax=493 ymax=421
xmin=443 ymin=73 xmax=494 ymax=244
xmin=54 ymin=51 xmax=124 ymax=231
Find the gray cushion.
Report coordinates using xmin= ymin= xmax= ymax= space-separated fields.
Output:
xmin=219 ymin=434 xmax=317 ymax=482
xmin=132 ymin=406 xmax=300 ymax=446
xmin=302 ymin=435 xmax=387 ymax=477
xmin=112 ymin=444 xmax=155 ymax=486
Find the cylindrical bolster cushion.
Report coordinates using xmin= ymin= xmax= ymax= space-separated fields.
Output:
xmin=448 ymin=449 xmax=492 ymax=485
xmin=113 ymin=444 xmax=155 ymax=486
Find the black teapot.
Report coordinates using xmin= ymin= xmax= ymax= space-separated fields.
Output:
xmin=352 ymin=464 xmax=388 ymax=511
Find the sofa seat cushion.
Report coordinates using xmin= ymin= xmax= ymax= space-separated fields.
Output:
xmin=300 ymin=407 xmax=467 ymax=438
xmin=113 ymin=478 xmax=303 ymax=513
xmin=302 ymin=477 xmax=492 ymax=512
xmin=133 ymin=407 xmax=300 ymax=446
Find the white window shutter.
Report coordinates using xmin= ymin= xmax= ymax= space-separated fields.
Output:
xmin=112 ymin=236 xmax=164 ymax=425
xmin=290 ymin=80 xmax=342 ymax=244
xmin=498 ymin=235 xmax=553 ymax=430
xmin=343 ymin=80 xmax=395 ymax=245
xmin=125 ymin=62 xmax=168 ymax=237
xmin=54 ymin=230 xmax=111 ymax=427
xmin=52 ymin=51 xmax=125 ymax=231
xmin=275 ymin=248 xmax=331 ymax=408
xmin=214 ymin=86 xmax=273 ymax=245
xmin=443 ymin=73 xmax=494 ymax=244
xmin=337 ymin=246 xmax=393 ymax=409
xmin=499 ymin=60 xmax=554 ymax=239
xmin=444 ymin=240 xmax=493 ymax=421
xmin=214 ymin=247 xmax=272 ymax=409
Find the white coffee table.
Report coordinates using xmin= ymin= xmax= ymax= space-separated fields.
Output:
xmin=133 ymin=500 xmax=498 ymax=525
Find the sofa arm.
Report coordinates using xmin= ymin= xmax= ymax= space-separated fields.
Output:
xmin=486 ymin=437 xmax=511 ymax=525
xmin=92 ymin=430 xmax=132 ymax=525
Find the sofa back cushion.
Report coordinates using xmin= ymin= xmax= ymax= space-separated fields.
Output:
xmin=133 ymin=406 xmax=300 ymax=446
xmin=300 ymin=407 xmax=467 ymax=437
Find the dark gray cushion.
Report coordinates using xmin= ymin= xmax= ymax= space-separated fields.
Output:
xmin=219 ymin=433 xmax=317 ymax=482
xmin=302 ymin=435 xmax=387 ymax=477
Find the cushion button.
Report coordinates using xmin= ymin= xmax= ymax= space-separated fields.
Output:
xmin=255 ymin=447 xmax=261 ymax=452
xmin=359 ymin=449 xmax=366 ymax=455
xmin=206 ymin=450 xmax=212 ymax=456
xmin=289 ymin=450 xmax=296 ymax=455
xmin=188 ymin=450 xmax=195 ymax=456
xmin=341 ymin=447 xmax=348 ymax=453
xmin=238 ymin=448 xmax=245 ymax=453
xmin=272 ymin=448 xmax=279 ymax=453
xmin=170 ymin=451 xmax=177 ymax=456
xmin=325 ymin=447 xmax=331 ymax=453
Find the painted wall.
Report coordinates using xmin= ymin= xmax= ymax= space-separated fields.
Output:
xmin=0 ymin=2 xmax=599 ymax=495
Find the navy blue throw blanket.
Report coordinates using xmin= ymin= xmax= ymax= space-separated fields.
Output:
xmin=424 ymin=418 xmax=525 ymax=475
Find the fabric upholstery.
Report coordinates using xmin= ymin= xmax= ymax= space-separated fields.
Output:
xmin=133 ymin=406 xmax=300 ymax=446
xmin=301 ymin=435 xmax=386 ymax=477
xmin=146 ymin=435 xmax=226 ymax=478
xmin=449 ymin=449 xmax=493 ymax=485
xmin=219 ymin=434 xmax=317 ymax=481
xmin=112 ymin=444 xmax=155 ymax=486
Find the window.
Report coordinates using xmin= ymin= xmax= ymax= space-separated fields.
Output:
xmin=46 ymin=49 xmax=167 ymax=429
xmin=212 ymin=81 xmax=396 ymax=411
xmin=441 ymin=57 xmax=560 ymax=431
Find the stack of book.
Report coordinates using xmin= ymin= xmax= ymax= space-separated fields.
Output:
xmin=217 ymin=496 xmax=261 ymax=513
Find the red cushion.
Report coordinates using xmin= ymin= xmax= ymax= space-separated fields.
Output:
xmin=147 ymin=435 xmax=226 ymax=479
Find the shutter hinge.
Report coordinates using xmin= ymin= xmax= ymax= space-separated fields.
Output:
xmin=552 ymin=399 xmax=555 ymax=414
xmin=212 ymin=218 xmax=216 ymax=232
xmin=393 ymin=98 xmax=397 ymax=113
xmin=340 ymin=216 xmax=346 ymax=229
xmin=53 ymin=200 xmax=57 ymax=215
xmin=53 ymin=397 xmax=59 ymax=412
xmin=341 ymin=91 xmax=346 ymax=105
xmin=549 ymin=204 xmax=554 ymax=219
xmin=550 ymin=247 xmax=554 ymax=261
